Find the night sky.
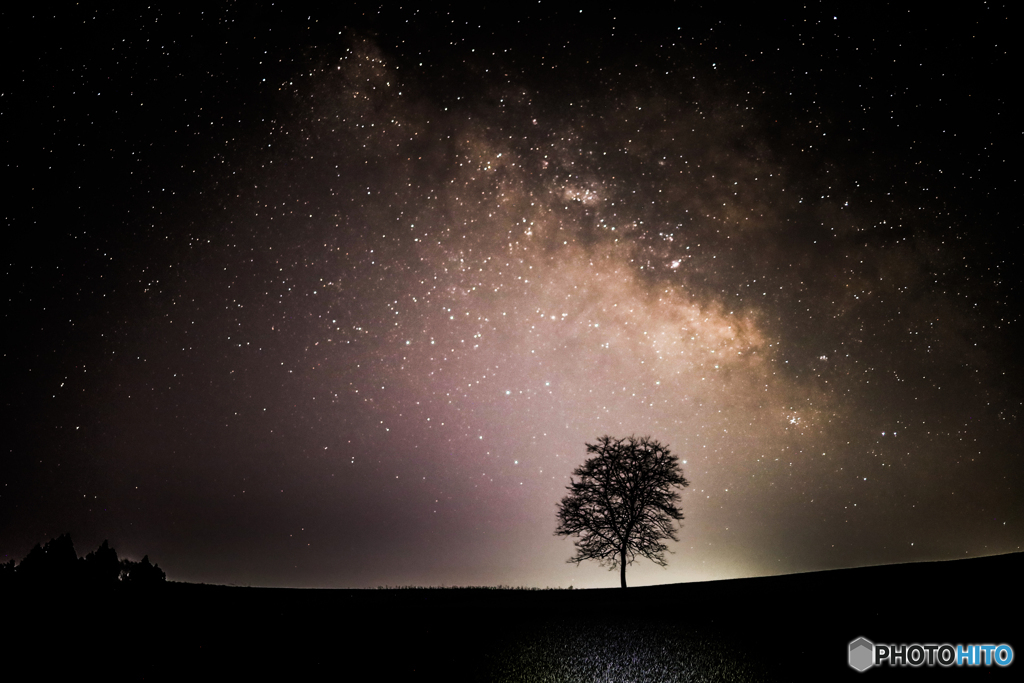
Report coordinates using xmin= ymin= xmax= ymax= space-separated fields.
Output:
xmin=4 ymin=3 xmax=1019 ymax=589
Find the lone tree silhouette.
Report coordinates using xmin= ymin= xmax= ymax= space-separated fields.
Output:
xmin=555 ymin=435 xmax=689 ymax=588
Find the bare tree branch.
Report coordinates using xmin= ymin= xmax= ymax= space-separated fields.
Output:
xmin=554 ymin=435 xmax=690 ymax=587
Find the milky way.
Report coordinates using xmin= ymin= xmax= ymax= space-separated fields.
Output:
xmin=5 ymin=6 xmax=1019 ymax=588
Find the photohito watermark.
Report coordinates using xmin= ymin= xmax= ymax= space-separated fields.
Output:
xmin=849 ymin=637 xmax=1014 ymax=672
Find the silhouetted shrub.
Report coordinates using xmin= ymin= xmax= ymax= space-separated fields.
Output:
xmin=120 ymin=555 xmax=166 ymax=587
xmin=82 ymin=540 xmax=121 ymax=588
xmin=3 ymin=535 xmax=165 ymax=591
xmin=15 ymin=534 xmax=81 ymax=587
xmin=119 ymin=557 xmax=165 ymax=589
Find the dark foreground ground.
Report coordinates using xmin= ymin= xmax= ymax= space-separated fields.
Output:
xmin=6 ymin=553 xmax=1021 ymax=680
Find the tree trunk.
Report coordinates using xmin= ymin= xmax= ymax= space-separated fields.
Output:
xmin=620 ymin=548 xmax=627 ymax=588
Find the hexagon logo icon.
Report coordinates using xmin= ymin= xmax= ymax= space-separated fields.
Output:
xmin=849 ymin=637 xmax=874 ymax=672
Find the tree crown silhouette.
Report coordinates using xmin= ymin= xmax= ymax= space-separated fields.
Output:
xmin=555 ymin=435 xmax=689 ymax=588
xmin=0 ymin=535 xmax=165 ymax=590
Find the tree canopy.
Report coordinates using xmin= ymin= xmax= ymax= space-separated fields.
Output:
xmin=555 ymin=435 xmax=689 ymax=588
xmin=0 ymin=534 xmax=165 ymax=590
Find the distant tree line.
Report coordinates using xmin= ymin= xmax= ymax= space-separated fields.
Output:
xmin=0 ymin=534 xmax=165 ymax=590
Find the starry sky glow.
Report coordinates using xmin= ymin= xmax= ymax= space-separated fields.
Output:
xmin=4 ymin=3 xmax=1019 ymax=588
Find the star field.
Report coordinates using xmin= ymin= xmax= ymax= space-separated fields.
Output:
xmin=4 ymin=4 xmax=1019 ymax=588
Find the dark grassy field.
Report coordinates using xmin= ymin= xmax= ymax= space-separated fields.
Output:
xmin=8 ymin=553 xmax=1020 ymax=680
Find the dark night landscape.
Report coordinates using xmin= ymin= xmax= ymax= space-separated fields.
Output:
xmin=3 ymin=2 xmax=1019 ymax=680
